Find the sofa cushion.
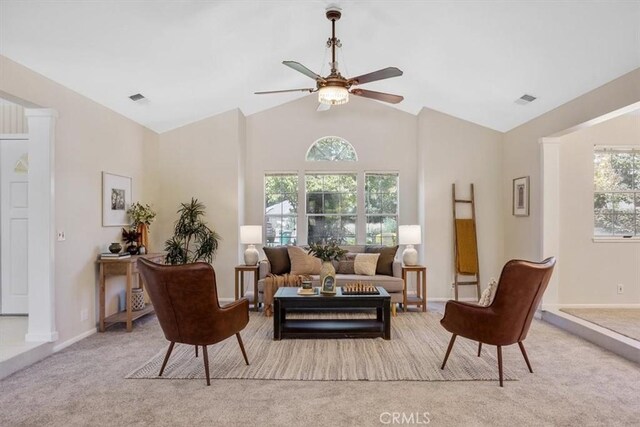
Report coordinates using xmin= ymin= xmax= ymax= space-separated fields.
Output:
xmin=336 ymin=253 xmax=357 ymax=274
xmin=354 ymin=253 xmax=379 ymax=276
xmin=365 ymin=245 xmax=398 ymax=276
xmin=263 ymin=246 xmax=290 ymax=275
xmin=288 ymin=246 xmax=321 ymax=275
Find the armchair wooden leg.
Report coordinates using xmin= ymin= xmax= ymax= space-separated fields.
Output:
xmin=497 ymin=345 xmax=503 ymax=387
xmin=236 ymin=333 xmax=250 ymax=365
xmin=477 ymin=342 xmax=482 ymax=357
xmin=440 ymin=334 xmax=457 ymax=370
xmin=518 ymin=341 xmax=534 ymax=373
xmin=195 ymin=345 xmax=198 ymax=358
xmin=202 ymin=345 xmax=211 ymax=386
xmin=159 ymin=342 xmax=175 ymax=377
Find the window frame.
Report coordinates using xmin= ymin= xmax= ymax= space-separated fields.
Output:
xmin=593 ymin=146 xmax=640 ymax=241
xmin=365 ymin=172 xmax=400 ymax=246
xmin=264 ymin=172 xmax=299 ymax=247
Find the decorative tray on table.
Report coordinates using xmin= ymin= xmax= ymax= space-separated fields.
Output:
xmin=297 ymin=287 xmax=319 ymax=296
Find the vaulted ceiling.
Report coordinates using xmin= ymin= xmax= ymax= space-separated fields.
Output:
xmin=1 ymin=1 xmax=639 ymax=133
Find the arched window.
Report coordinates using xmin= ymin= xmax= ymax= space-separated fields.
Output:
xmin=306 ymin=136 xmax=357 ymax=162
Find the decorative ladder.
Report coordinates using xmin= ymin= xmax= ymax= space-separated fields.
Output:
xmin=452 ymin=183 xmax=481 ymax=301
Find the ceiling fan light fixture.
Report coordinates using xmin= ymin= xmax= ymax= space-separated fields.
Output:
xmin=318 ymin=86 xmax=349 ymax=105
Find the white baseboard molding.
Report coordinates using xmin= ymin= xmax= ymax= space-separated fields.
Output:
xmin=52 ymin=328 xmax=97 ymax=353
xmin=544 ymin=303 xmax=640 ymax=310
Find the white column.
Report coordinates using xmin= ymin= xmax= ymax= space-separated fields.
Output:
xmin=24 ymin=108 xmax=58 ymax=342
xmin=540 ymin=137 xmax=561 ymax=308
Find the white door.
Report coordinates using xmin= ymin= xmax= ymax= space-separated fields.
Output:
xmin=1 ymin=138 xmax=29 ymax=314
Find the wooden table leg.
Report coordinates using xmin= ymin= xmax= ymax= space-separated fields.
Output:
xmin=422 ymin=269 xmax=427 ymax=312
xmin=240 ymin=272 xmax=245 ymax=302
xmin=99 ymin=263 xmax=105 ymax=332
xmin=402 ymin=269 xmax=407 ymax=313
xmin=253 ymin=270 xmax=259 ymax=312
xmin=234 ymin=270 xmax=239 ymax=300
xmin=126 ymin=263 xmax=133 ymax=332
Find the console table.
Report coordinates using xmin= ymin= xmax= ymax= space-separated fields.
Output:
xmin=97 ymin=253 xmax=164 ymax=332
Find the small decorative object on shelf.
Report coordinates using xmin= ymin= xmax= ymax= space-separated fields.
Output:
xmin=100 ymin=252 xmax=131 ymax=260
xmin=138 ymin=245 xmax=147 ymax=255
xmin=342 ymin=282 xmax=380 ymax=295
xmin=131 ymin=288 xmax=145 ymax=311
xmin=297 ymin=287 xmax=318 ymax=296
xmin=301 ymin=280 xmax=313 ymax=290
xmin=108 ymin=242 xmax=122 ymax=254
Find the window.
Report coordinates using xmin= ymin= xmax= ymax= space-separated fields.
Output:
xmin=306 ymin=136 xmax=357 ymax=162
xmin=365 ymin=173 xmax=399 ymax=245
xmin=264 ymin=174 xmax=298 ymax=246
xmin=306 ymin=173 xmax=357 ymax=244
xmin=594 ymin=148 xmax=640 ymax=237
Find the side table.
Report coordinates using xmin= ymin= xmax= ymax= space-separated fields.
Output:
xmin=235 ymin=265 xmax=259 ymax=311
xmin=402 ymin=265 xmax=427 ymax=312
xmin=97 ymin=252 xmax=164 ymax=332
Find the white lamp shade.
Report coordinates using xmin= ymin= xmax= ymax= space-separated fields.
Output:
xmin=240 ymin=225 xmax=263 ymax=244
xmin=399 ymin=225 xmax=422 ymax=245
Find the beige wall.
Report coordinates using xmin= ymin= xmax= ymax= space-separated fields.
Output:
xmin=0 ymin=55 xmax=157 ymax=343
xmin=155 ymin=109 xmax=245 ymax=299
xmin=418 ymin=108 xmax=505 ymax=300
xmin=503 ymin=68 xmax=640 ymax=265
xmin=558 ymin=114 xmax=640 ymax=304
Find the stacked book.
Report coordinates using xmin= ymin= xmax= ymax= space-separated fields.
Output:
xmin=100 ymin=252 xmax=131 ymax=260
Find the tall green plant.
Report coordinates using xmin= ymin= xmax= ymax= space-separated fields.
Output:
xmin=164 ymin=198 xmax=221 ymax=264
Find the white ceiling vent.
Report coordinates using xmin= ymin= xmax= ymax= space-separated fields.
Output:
xmin=129 ymin=93 xmax=146 ymax=101
xmin=515 ymin=94 xmax=537 ymax=105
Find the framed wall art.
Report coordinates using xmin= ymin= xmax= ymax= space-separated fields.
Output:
xmin=512 ymin=176 xmax=530 ymax=217
xmin=102 ymin=172 xmax=132 ymax=226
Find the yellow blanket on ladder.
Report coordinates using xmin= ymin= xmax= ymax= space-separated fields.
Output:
xmin=455 ymin=219 xmax=478 ymax=275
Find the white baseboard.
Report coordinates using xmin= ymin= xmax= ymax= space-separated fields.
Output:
xmin=52 ymin=328 xmax=97 ymax=353
xmin=544 ymin=303 xmax=640 ymax=310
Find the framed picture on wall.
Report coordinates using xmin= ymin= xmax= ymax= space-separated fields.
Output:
xmin=512 ymin=176 xmax=530 ymax=217
xmin=102 ymin=172 xmax=132 ymax=226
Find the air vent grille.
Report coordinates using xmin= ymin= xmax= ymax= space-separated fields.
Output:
xmin=129 ymin=93 xmax=145 ymax=101
xmin=515 ymin=94 xmax=537 ymax=105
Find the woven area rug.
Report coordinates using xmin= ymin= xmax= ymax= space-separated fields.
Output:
xmin=560 ymin=308 xmax=640 ymax=341
xmin=127 ymin=312 xmax=516 ymax=381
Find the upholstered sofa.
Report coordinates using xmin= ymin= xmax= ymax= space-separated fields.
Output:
xmin=244 ymin=245 xmax=404 ymax=309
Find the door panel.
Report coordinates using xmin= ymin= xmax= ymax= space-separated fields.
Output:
xmin=1 ymin=139 xmax=28 ymax=314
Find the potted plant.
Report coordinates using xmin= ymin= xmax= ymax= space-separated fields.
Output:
xmin=164 ymin=198 xmax=221 ymax=264
xmin=122 ymin=228 xmax=141 ymax=255
xmin=127 ymin=202 xmax=156 ymax=250
xmin=307 ymin=240 xmax=347 ymax=289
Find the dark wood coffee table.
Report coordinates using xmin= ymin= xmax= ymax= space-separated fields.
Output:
xmin=273 ymin=287 xmax=391 ymax=340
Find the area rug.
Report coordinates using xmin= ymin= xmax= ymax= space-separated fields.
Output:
xmin=127 ymin=312 xmax=516 ymax=381
xmin=560 ymin=308 xmax=640 ymax=341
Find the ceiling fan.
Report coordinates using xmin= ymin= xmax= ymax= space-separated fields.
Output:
xmin=255 ymin=7 xmax=404 ymax=109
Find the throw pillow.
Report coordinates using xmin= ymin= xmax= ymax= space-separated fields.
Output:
xmin=288 ymin=246 xmax=322 ymax=275
xmin=263 ymin=246 xmax=290 ymax=275
xmin=336 ymin=253 xmax=357 ymax=274
xmin=354 ymin=253 xmax=380 ymax=276
xmin=365 ymin=245 xmax=399 ymax=276
xmin=478 ymin=278 xmax=498 ymax=307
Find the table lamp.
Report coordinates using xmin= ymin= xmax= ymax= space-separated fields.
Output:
xmin=399 ymin=225 xmax=421 ymax=266
xmin=240 ymin=225 xmax=262 ymax=265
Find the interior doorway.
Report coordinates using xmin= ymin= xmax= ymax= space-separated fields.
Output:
xmin=0 ymin=136 xmax=29 ymax=314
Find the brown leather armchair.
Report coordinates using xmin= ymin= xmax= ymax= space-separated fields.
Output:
xmin=137 ymin=258 xmax=250 ymax=386
xmin=440 ymin=257 xmax=555 ymax=386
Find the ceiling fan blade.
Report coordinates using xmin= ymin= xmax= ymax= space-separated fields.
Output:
xmin=316 ymin=103 xmax=331 ymax=112
xmin=350 ymin=67 xmax=403 ymax=85
xmin=283 ymin=61 xmax=324 ymax=81
xmin=351 ymin=89 xmax=404 ymax=104
xmin=255 ymin=88 xmax=316 ymax=95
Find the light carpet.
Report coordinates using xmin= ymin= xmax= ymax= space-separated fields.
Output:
xmin=127 ymin=311 xmax=516 ymax=381
xmin=560 ymin=308 xmax=640 ymax=341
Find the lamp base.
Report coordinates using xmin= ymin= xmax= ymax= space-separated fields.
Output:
xmin=244 ymin=245 xmax=259 ymax=266
xmin=402 ymin=245 xmax=418 ymax=266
